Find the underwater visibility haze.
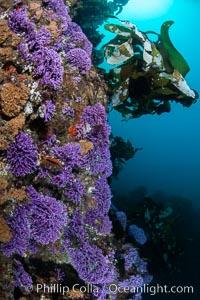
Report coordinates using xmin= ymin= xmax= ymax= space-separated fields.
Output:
xmin=107 ymin=0 xmax=200 ymax=206
xmin=102 ymin=1 xmax=200 ymax=298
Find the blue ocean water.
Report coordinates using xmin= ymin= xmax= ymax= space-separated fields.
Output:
xmin=101 ymin=0 xmax=200 ymax=208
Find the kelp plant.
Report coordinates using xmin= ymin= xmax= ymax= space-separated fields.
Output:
xmin=102 ymin=17 xmax=199 ymax=119
xmin=72 ymin=0 xmax=130 ymax=65
xmin=110 ymin=134 xmax=142 ymax=179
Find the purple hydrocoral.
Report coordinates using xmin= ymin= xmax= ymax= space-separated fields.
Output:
xmin=18 ymin=42 xmax=32 ymax=62
xmin=43 ymin=0 xmax=71 ymax=31
xmin=1 ymin=186 xmax=67 ymax=252
xmin=81 ymin=104 xmax=111 ymax=149
xmin=122 ymin=247 xmax=139 ymax=271
xmin=92 ymin=252 xmax=119 ymax=299
xmin=1 ymin=204 xmax=30 ymax=257
xmin=13 ymin=259 xmax=33 ymax=291
xmin=62 ymin=105 xmax=74 ymax=117
xmin=116 ymin=211 xmax=127 ymax=231
xmin=26 ymin=27 xmax=51 ymax=53
xmin=27 ymin=186 xmax=67 ymax=244
xmin=84 ymin=176 xmax=112 ymax=233
xmin=54 ymin=268 xmax=65 ymax=283
xmin=9 ymin=4 xmax=64 ymax=89
xmin=87 ymin=125 xmax=111 ymax=148
xmin=134 ymin=294 xmax=142 ymax=300
xmin=80 ymin=103 xmax=112 ymax=177
xmin=143 ymin=274 xmax=153 ymax=284
xmin=51 ymin=166 xmax=73 ymax=188
xmin=66 ymin=48 xmax=91 ymax=74
xmin=64 ymin=22 xmax=93 ymax=55
xmin=52 ymin=142 xmax=83 ymax=168
xmin=84 ymin=146 xmax=112 ymax=177
xmin=128 ymin=224 xmax=147 ymax=245
xmin=85 ymin=209 xmax=112 ymax=234
xmin=136 ymin=257 xmax=148 ymax=273
xmin=100 ymin=215 xmax=112 ymax=234
xmin=63 ymin=209 xmax=88 ymax=246
xmin=92 ymin=176 xmax=111 ymax=214
xmin=51 ymin=164 xmax=86 ymax=203
xmin=72 ymin=76 xmax=81 ymax=83
xmin=64 ymin=176 xmax=86 ymax=204
xmin=119 ymin=274 xmax=144 ymax=289
xmin=6 ymin=132 xmax=38 ymax=177
xmin=41 ymin=133 xmax=57 ymax=147
xmin=8 ymin=5 xmax=34 ymax=34
xmin=81 ymin=103 xmax=108 ymax=127
xmin=34 ymin=48 xmax=64 ymax=89
xmin=14 ymin=0 xmax=23 ymax=5
xmin=68 ymin=243 xmax=114 ymax=284
xmin=40 ymin=100 xmax=56 ymax=122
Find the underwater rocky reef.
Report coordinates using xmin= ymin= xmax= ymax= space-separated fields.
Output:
xmin=0 ymin=1 xmax=199 ymax=300
xmin=0 ymin=1 xmax=152 ymax=300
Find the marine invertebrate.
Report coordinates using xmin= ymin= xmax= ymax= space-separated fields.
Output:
xmin=80 ymin=102 xmax=108 ymax=127
xmin=84 ymin=145 xmax=112 ymax=177
xmin=80 ymin=103 xmax=112 ymax=177
xmin=119 ymin=274 xmax=144 ymax=288
xmin=54 ymin=267 xmax=65 ymax=283
xmin=121 ymin=242 xmax=152 ymax=285
xmin=68 ymin=243 xmax=114 ymax=284
xmin=84 ymin=176 xmax=112 ymax=234
xmin=79 ymin=139 xmax=93 ymax=155
xmin=39 ymin=100 xmax=56 ymax=122
xmin=50 ymin=141 xmax=87 ymax=203
xmin=0 ymin=186 xmax=27 ymax=205
xmin=2 ymin=185 xmax=67 ymax=251
xmin=62 ymin=104 xmax=75 ymax=117
xmin=8 ymin=5 xmax=33 ymax=34
xmin=52 ymin=142 xmax=83 ymax=168
xmin=63 ymin=176 xmax=86 ymax=204
xmin=1 ymin=203 xmax=30 ymax=257
xmin=34 ymin=47 xmax=64 ymax=89
xmin=64 ymin=22 xmax=93 ymax=55
xmin=27 ymin=186 xmax=67 ymax=244
xmin=27 ymin=26 xmax=51 ymax=51
xmin=122 ymin=247 xmax=139 ymax=271
xmin=0 ymin=19 xmax=20 ymax=47
xmin=85 ymin=208 xmax=112 ymax=234
xmin=43 ymin=0 xmax=71 ymax=31
xmin=66 ymin=48 xmax=91 ymax=74
xmin=115 ymin=211 xmax=127 ymax=231
xmin=92 ymin=176 xmax=112 ymax=215
xmin=13 ymin=259 xmax=32 ymax=291
xmin=0 ymin=217 xmax=12 ymax=243
xmin=8 ymin=3 xmax=64 ymax=90
xmin=0 ymin=1 xmax=154 ymax=298
xmin=0 ymin=82 xmax=30 ymax=117
xmin=128 ymin=224 xmax=147 ymax=245
xmin=6 ymin=131 xmax=38 ymax=177
xmin=63 ymin=209 xmax=88 ymax=245
xmin=0 ymin=114 xmax=25 ymax=151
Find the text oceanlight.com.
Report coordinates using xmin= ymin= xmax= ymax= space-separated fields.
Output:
xmin=36 ymin=283 xmax=194 ymax=296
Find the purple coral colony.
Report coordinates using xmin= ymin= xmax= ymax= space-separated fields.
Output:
xmin=0 ymin=0 xmax=152 ymax=299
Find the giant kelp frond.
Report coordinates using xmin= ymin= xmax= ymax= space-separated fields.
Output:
xmin=160 ymin=21 xmax=190 ymax=77
xmin=101 ymin=18 xmax=198 ymax=119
